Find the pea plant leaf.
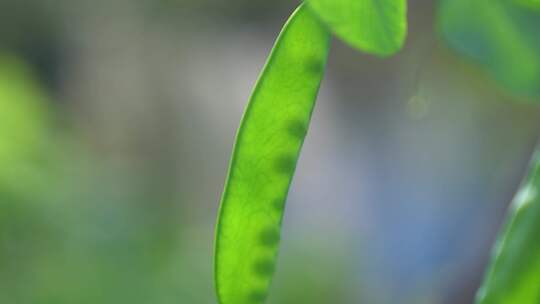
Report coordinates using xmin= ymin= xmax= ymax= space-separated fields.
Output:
xmin=0 ymin=54 xmax=55 ymax=197
xmin=214 ymin=4 xmax=330 ymax=304
xmin=438 ymin=0 xmax=540 ymax=99
xmin=306 ymin=0 xmax=407 ymax=56
xmin=514 ymin=0 xmax=540 ymax=11
xmin=476 ymin=149 xmax=540 ymax=304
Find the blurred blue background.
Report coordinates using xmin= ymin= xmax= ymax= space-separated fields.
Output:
xmin=0 ymin=0 xmax=539 ymax=303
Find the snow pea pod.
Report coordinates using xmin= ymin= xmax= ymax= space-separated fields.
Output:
xmin=214 ymin=4 xmax=330 ymax=304
xmin=477 ymin=148 xmax=540 ymax=303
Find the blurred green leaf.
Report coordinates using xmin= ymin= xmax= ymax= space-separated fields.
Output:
xmin=476 ymin=149 xmax=540 ymax=303
xmin=514 ymin=0 xmax=540 ymax=10
xmin=214 ymin=3 xmax=330 ymax=304
xmin=0 ymin=53 xmax=56 ymax=197
xmin=307 ymin=0 xmax=407 ymax=56
xmin=438 ymin=0 xmax=540 ymax=99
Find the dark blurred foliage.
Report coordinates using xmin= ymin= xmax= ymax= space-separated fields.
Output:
xmin=438 ymin=0 xmax=540 ymax=99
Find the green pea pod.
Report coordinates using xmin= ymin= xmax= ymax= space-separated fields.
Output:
xmin=214 ymin=4 xmax=330 ymax=304
xmin=476 ymin=148 xmax=540 ymax=303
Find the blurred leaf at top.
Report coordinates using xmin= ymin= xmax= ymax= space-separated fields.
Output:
xmin=307 ymin=0 xmax=407 ymax=56
xmin=514 ymin=0 xmax=540 ymax=11
xmin=438 ymin=0 xmax=540 ymax=99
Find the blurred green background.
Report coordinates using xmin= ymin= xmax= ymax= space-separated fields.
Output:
xmin=1 ymin=0 xmax=540 ymax=303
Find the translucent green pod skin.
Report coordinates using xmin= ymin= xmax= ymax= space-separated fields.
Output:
xmin=476 ymin=149 xmax=540 ymax=303
xmin=214 ymin=4 xmax=330 ymax=304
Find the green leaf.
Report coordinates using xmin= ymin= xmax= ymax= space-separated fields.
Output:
xmin=307 ymin=0 xmax=407 ymax=56
xmin=476 ymin=149 xmax=540 ymax=304
xmin=514 ymin=0 xmax=540 ymax=11
xmin=438 ymin=0 xmax=540 ymax=99
xmin=214 ymin=4 xmax=330 ymax=304
xmin=0 ymin=53 xmax=54 ymax=197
